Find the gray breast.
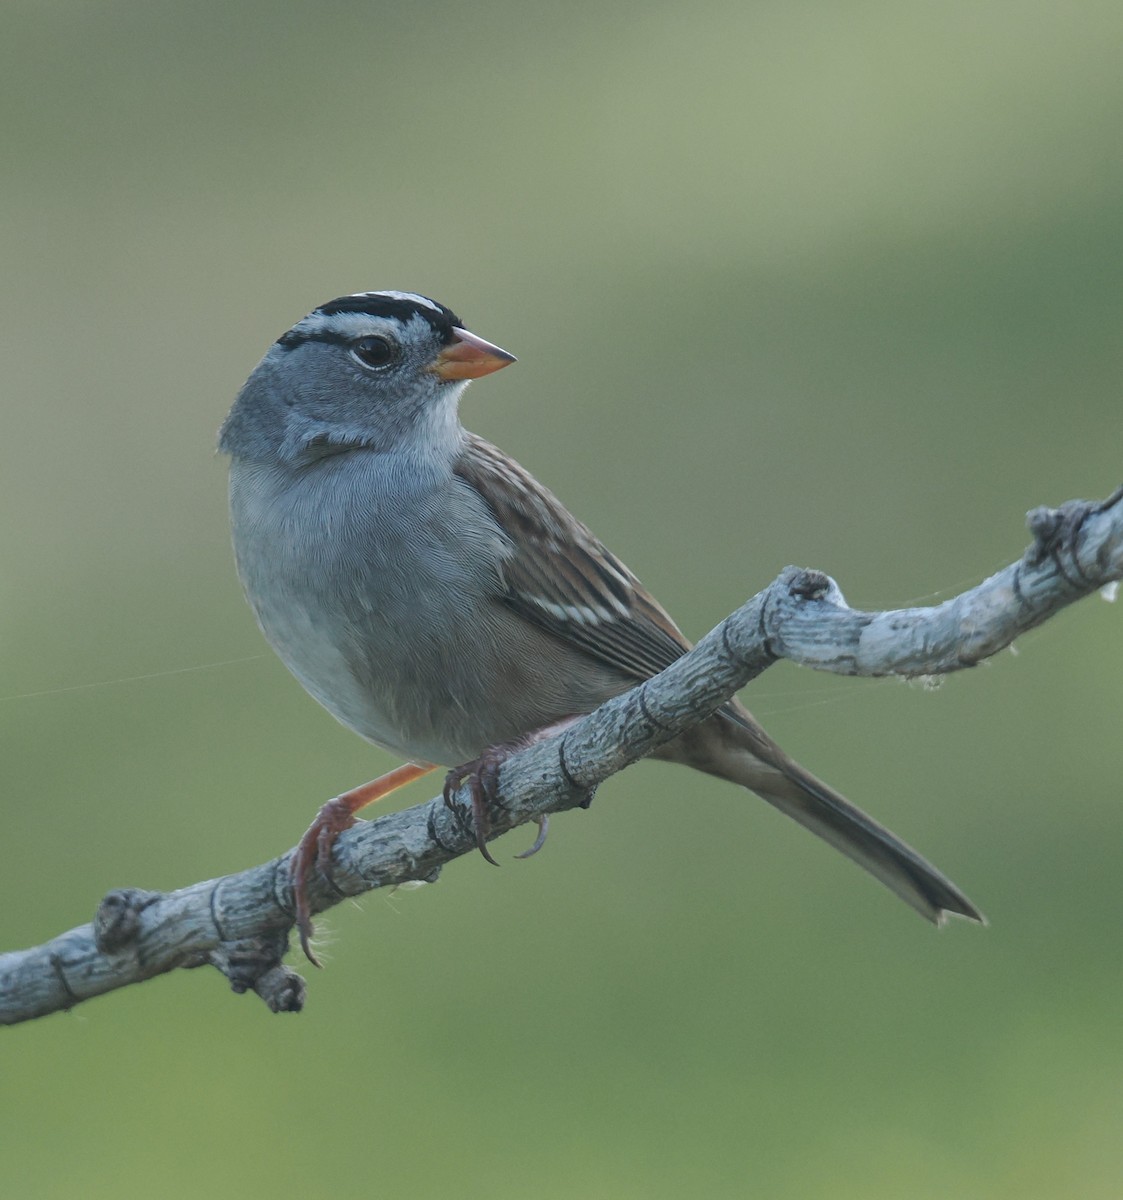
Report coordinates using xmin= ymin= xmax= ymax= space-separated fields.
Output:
xmin=228 ymin=450 xmax=620 ymax=764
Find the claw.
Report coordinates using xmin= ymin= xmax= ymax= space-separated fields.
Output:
xmin=443 ymin=718 xmax=580 ymax=867
xmin=289 ymin=762 xmax=436 ymax=966
xmin=291 ymin=796 xmax=355 ymax=968
xmin=443 ymin=761 xmax=501 ymax=866
xmin=471 ymin=780 xmax=501 ymax=866
xmin=515 ymin=814 xmax=550 ymax=859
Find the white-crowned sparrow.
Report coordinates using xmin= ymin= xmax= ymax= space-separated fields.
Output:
xmin=219 ymin=290 xmax=981 ymax=961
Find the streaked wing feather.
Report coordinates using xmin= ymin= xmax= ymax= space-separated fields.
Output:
xmin=455 ymin=435 xmax=691 ymax=683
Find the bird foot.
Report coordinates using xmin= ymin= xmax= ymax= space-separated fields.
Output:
xmin=443 ymin=748 xmax=507 ymax=866
xmin=443 ymin=718 xmax=583 ymax=863
xmin=291 ymin=796 xmax=357 ymax=968
xmin=289 ymin=762 xmax=435 ymax=966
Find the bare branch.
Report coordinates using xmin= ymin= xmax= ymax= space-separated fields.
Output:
xmin=2 ymin=487 xmax=1120 ymax=1025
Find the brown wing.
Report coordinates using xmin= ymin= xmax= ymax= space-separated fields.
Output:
xmin=455 ymin=446 xmax=982 ymax=927
xmin=454 ymin=434 xmax=692 ymax=683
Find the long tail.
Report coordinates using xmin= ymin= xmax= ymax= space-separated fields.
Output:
xmin=671 ymin=709 xmax=984 ymax=925
xmin=746 ymin=753 xmax=982 ymax=924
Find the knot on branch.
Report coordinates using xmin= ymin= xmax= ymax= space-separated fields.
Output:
xmin=1025 ymin=491 xmax=1122 ymax=590
xmin=780 ymin=566 xmax=839 ymax=603
xmin=1026 ymin=499 xmax=1088 ymax=572
xmin=94 ymin=888 xmax=161 ymax=954
xmin=209 ymin=932 xmax=304 ymax=1012
xmin=252 ymin=965 xmax=307 ymax=1013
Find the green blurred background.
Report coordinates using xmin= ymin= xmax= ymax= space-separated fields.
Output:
xmin=3 ymin=1 xmax=1122 ymax=1196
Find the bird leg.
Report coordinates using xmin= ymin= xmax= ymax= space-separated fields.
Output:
xmin=443 ymin=718 xmax=582 ymax=864
xmin=291 ymin=761 xmax=436 ymax=966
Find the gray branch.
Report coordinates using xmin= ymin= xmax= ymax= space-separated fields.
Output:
xmin=3 ymin=487 xmax=1120 ymax=1025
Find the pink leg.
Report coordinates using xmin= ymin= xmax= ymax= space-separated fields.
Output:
xmin=291 ymin=762 xmax=436 ymax=966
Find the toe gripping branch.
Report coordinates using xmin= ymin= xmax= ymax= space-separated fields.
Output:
xmin=441 ymin=718 xmax=589 ymax=868
xmin=442 ymin=749 xmax=508 ymax=867
xmin=290 ymin=763 xmax=435 ymax=966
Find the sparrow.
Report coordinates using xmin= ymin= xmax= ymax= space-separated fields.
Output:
xmin=218 ymin=290 xmax=981 ymax=962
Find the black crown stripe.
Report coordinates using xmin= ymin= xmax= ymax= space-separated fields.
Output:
xmin=275 ymin=292 xmax=463 ymax=350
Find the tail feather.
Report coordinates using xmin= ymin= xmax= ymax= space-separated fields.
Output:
xmin=667 ymin=708 xmax=984 ymax=925
xmin=748 ymin=756 xmax=983 ymax=925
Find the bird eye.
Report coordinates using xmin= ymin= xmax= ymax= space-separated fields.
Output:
xmin=350 ymin=335 xmax=397 ymax=369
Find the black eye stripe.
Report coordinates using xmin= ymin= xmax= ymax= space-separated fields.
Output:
xmin=276 ymin=329 xmax=350 ymax=350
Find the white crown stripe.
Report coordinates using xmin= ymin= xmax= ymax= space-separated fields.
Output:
xmin=292 ymin=311 xmax=418 ymax=340
xmin=347 ymin=290 xmax=444 ymax=314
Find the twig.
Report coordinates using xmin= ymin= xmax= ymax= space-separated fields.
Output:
xmin=2 ymin=487 xmax=1120 ymax=1025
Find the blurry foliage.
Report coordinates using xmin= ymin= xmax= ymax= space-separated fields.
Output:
xmin=2 ymin=2 xmax=1122 ymax=1197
